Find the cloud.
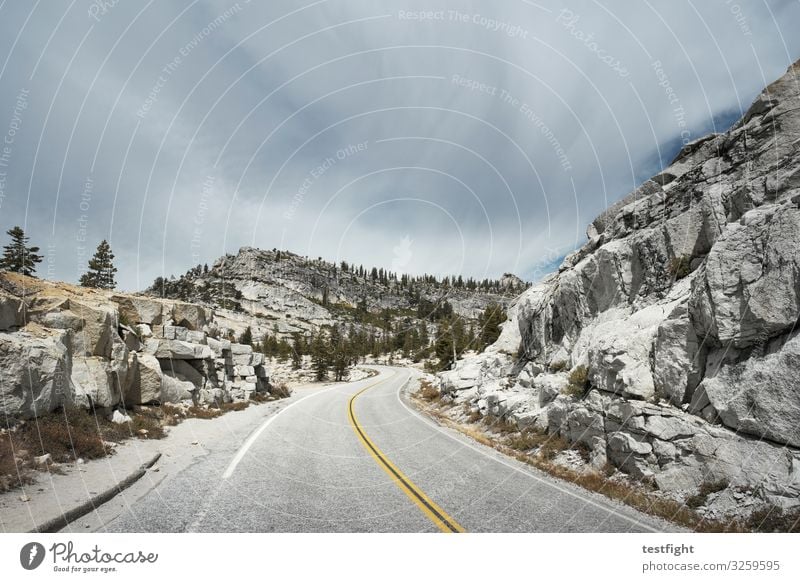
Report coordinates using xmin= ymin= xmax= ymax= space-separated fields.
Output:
xmin=0 ymin=0 xmax=798 ymax=289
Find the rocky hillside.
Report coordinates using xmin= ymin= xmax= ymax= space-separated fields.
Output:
xmin=439 ymin=60 xmax=800 ymax=521
xmin=0 ymin=272 xmax=271 ymax=419
xmin=149 ymin=246 xmax=526 ymax=357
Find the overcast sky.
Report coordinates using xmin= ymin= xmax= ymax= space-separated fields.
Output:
xmin=0 ymin=0 xmax=798 ymax=290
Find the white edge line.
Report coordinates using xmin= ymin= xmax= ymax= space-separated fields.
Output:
xmin=222 ymin=386 xmax=338 ymax=480
xmin=394 ymin=373 xmax=666 ymax=533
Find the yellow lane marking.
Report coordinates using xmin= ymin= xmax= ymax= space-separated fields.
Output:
xmin=348 ymin=376 xmax=466 ymax=533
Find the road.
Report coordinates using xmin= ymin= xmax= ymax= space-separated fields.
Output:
xmin=101 ymin=366 xmax=675 ymax=533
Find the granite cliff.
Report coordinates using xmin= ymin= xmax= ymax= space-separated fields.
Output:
xmin=438 ymin=60 xmax=800 ymax=521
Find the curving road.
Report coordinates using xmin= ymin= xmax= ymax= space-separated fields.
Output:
xmin=102 ymin=366 xmax=674 ymax=533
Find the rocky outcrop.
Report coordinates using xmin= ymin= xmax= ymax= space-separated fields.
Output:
xmin=0 ymin=324 xmax=73 ymax=418
xmin=0 ymin=273 xmax=273 ymax=419
xmin=149 ymin=245 xmax=526 ymax=346
xmin=438 ymin=60 xmax=800 ymax=516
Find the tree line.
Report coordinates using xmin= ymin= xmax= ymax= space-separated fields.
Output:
xmin=0 ymin=226 xmax=116 ymax=289
xmin=237 ymin=302 xmax=507 ymax=377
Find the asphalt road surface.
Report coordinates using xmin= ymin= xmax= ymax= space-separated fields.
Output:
xmin=103 ymin=366 xmax=675 ymax=533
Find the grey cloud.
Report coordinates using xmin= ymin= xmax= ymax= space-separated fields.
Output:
xmin=0 ymin=0 xmax=798 ymax=289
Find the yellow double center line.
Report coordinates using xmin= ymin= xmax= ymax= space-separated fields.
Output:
xmin=347 ymin=377 xmax=466 ymax=533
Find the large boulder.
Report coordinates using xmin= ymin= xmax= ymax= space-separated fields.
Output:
xmin=143 ymin=338 xmax=214 ymax=360
xmin=160 ymin=358 xmax=206 ymax=389
xmin=111 ymin=294 xmax=166 ymax=326
xmin=124 ymin=353 xmax=162 ymax=405
xmin=578 ymin=303 xmax=675 ymax=401
xmin=0 ymin=327 xmax=74 ymax=418
xmin=160 ymin=374 xmax=195 ymax=403
xmin=207 ymin=337 xmax=231 ymax=357
xmin=71 ymin=356 xmax=120 ymax=410
xmin=171 ymin=302 xmax=207 ymax=331
xmin=652 ymin=302 xmax=704 ymax=406
xmin=690 ymin=206 xmax=800 ymax=349
xmin=695 ymin=333 xmax=800 ymax=448
xmin=0 ymin=289 xmax=25 ymax=331
xmin=64 ymin=299 xmax=118 ymax=358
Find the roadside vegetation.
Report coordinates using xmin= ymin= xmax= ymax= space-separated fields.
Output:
xmin=411 ymin=383 xmax=800 ymax=533
xmin=0 ymin=388 xmax=291 ymax=495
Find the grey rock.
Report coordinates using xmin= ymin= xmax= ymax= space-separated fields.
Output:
xmin=111 ymin=295 xmax=166 ymax=326
xmin=0 ymin=289 xmax=25 ymax=331
xmin=699 ymin=333 xmax=800 ymax=447
xmin=0 ymin=328 xmax=74 ymax=418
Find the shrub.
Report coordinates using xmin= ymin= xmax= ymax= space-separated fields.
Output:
xmin=746 ymin=505 xmax=800 ymax=533
xmin=25 ymin=407 xmax=110 ymax=461
xmin=269 ymin=382 xmax=292 ymax=399
xmin=417 ymin=380 xmax=440 ymax=402
xmin=564 ymin=366 xmax=590 ymax=398
xmin=686 ymin=479 xmax=729 ymax=509
xmin=667 ymin=255 xmax=691 ymax=279
xmin=549 ymin=360 xmax=568 ymax=372
xmin=185 ymin=406 xmax=223 ymax=420
xmin=506 ymin=430 xmax=548 ymax=452
xmin=220 ymin=401 xmax=249 ymax=413
xmin=538 ymin=434 xmax=570 ymax=460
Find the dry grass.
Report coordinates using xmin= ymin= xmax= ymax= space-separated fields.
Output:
xmin=0 ymin=432 xmax=37 ymax=493
xmin=484 ymin=416 xmax=518 ymax=435
xmin=564 ymin=366 xmax=590 ymax=398
xmin=185 ymin=406 xmax=223 ymax=420
xmin=0 ymin=394 xmax=273 ymax=494
xmin=269 ymin=382 xmax=293 ymax=399
xmin=686 ymin=479 xmax=729 ymax=509
xmin=506 ymin=430 xmax=547 ymax=451
xmin=220 ymin=401 xmax=250 ymax=412
xmin=416 ymin=380 xmax=441 ymax=402
xmin=746 ymin=505 xmax=800 ymax=533
xmin=412 ymin=397 xmax=752 ymax=533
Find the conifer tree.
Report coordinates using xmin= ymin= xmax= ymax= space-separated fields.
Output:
xmin=1 ymin=226 xmax=43 ymax=276
xmin=312 ymin=329 xmax=329 ymax=381
xmin=291 ymin=333 xmax=304 ymax=370
xmin=79 ymin=239 xmax=117 ymax=289
xmin=238 ymin=326 xmax=253 ymax=346
xmin=478 ymin=304 xmax=507 ymax=350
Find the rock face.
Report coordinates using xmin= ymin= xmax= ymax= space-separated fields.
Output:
xmin=439 ymin=60 xmax=800 ymax=515
xmin=0 ymin=325 xmax=73 ymax=418
xmin=0 ymin=273 xmax=273 ymax=418
xmin=148 ymin=245 xmax=526 ymax=345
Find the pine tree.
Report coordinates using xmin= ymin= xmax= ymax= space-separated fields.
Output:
xmin=1 ymin=226 xmax=43 ymax=276
xmin=434 ymin=319 xmax=455 ymax=371
xmin=311 ymin=330 xmax=329 ymax=381
xmin=239 ymin=326 xmax=253 ymax=346
xmin=418 ymin=321 xmax=429 ymax=348
xmin=79 ymin=239 xmax=117 ymax=289
xmin=478 ymin=304 xmax=506 ymax=350
xmin=329 ymin=325 xmax=349 ymax=381
xmin=290 ymin=333 xmax=304 ymax=370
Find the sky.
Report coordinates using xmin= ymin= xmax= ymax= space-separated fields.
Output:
xmin=0 ymin=0 xmax=798 ymax=291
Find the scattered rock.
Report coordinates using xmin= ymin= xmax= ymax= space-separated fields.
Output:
xmin=111 ymin=410 xmax=132 ymax=424
xmin=34 ymin=453 xmax=52 ymax=466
